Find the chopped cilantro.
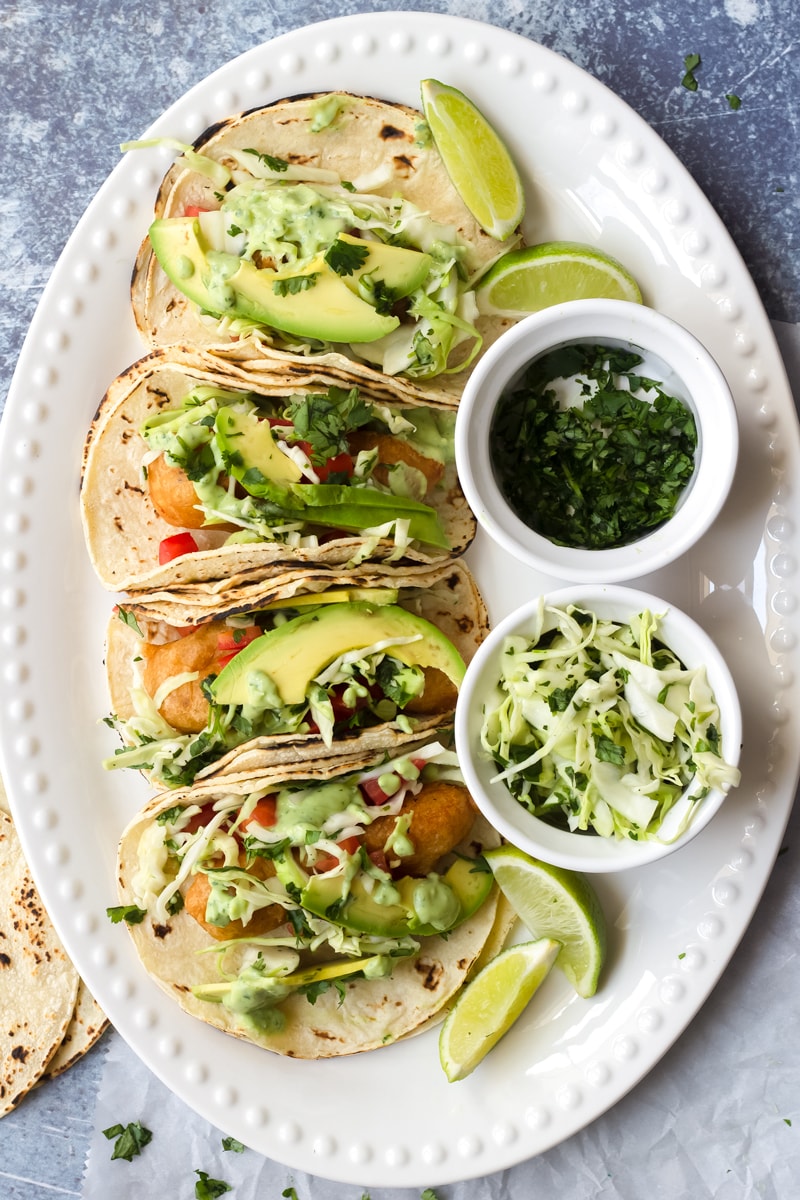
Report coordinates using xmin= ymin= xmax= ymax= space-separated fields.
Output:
xmin=103 ymin=1120 xmax=153 ymax=1162
xmin=273 ymin=274 xmax=318 ymax=296
xmin=282 ymin=1188 xmax=299 ymax=1200
xmin=784 ymin=1118 xmax=792 ymax=1127
xmin=155 ymin=805 xmax=186 ymax=826
xmin=283 ymin=385 xmax=373 ymax=462
xmin=221 ymin=1136 xmax=245 ymax=1153
xmin=116 ymin=607 xmax=142 ymax=636
xmin=489 ymin=342 xmax=697 ymax=549
xmin=243 ymin=148 xmax=289 ymax=172
xmin=106 ymin=904 xmax=147 ymax=925
xmin=681 ymin=53 xmax=702 ymax=91
xmin=725 ymin=93 xmax=742 ymax=110
xmin=324 ymin=237 xmax=370 ymax=277
xmin=421 ymin=1191 xmax=440 ymax=1200
xmin=195 ymin=1170 xmax=232 ymax=1199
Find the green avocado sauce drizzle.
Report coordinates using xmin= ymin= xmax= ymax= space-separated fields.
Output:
xmin=489 ymin=342 xmax=698 ymax=550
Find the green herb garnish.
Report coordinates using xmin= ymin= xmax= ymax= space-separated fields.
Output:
xmin=488 ymin=342 xmax=697 ymax=549
xmin=324 ymin=237 xmax=370 ymax=276
xmin=195 ymin=1170 xmax=232 ymax=1199
xmin=682 ymin=53 xmax=702 ymax=91
xmin=103 ymin=1120 xmax=153 ymax=1161
xmin=273 ymin=274 xmax=318 ymax=296
xmin=106 ymin=904 xmax=147 ymax=925
xmin=221 ymin=1136 xmax=245 ymax=1153
xmin=725 ymin=93 xmax=742 ymax=110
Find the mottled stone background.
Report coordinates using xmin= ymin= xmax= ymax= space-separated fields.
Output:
xmin=0 ymin=2 xmax=798 ymax=1198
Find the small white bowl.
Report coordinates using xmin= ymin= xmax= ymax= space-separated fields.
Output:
xmin=455 ymin=299 xmax=738 ymax=583
xmin=455 ymin=584 xmax=742 ymax=872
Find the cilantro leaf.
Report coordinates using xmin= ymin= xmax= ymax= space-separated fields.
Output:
xmin=106 ymin=904 xmax=147 ymax=925
xmin=726 ymin=93 xmax=742 ymax=110
xmin=283 ymin=385 xmax=373 ymax=462
xmin=681 ymin=52 xmax=701 ymax=91
xmin=103 ymin=1120 xmax=153 ymax=1162
xmin=195 ymin=1170 xmax=232 ymax=1199
xmin=221 ymin=1136 xmax=245 ymax=1153
xmin=324 ymin=237 xmax=370 ymax=277
xmin=243 ymin=148 xmax=289 ymax=172
xmin=273 ymin=274 xmax=318 ymax=297
xmin=116 ymin=607 xmax=142 ymax=636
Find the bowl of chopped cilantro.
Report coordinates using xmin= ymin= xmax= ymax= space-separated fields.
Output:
xmin=454 ymin=584 xmax=742 ymax=871
xmin=455 ymin=298 xmax=738 ymax=582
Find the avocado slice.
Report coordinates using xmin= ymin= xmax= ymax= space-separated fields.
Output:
xmin=301 ymin=858 xmax=494 ymax=938
xmin=216 ymin=406 xmax=303 ymax=486
xmin=148 ymin=217 xmax=401 ymax=342
xmin=209 ymin=601 xmax=466 ymax=708
xmin=333 ymin=233 xmax=433 ymax=299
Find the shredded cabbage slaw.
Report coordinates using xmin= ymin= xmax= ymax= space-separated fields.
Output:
xmin=480 ymin=601 xmax=740 ymax=843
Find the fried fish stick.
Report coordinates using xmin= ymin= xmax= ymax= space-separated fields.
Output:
xmin=364 ymin=781 xmax=476 ymax=876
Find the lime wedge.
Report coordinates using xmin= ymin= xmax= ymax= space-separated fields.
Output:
xmin=439 ymin=937 xmax=560 ymax=1082
xmin=420 ymin=78 xmax=525 ymax=241
xmin=475 ymin=241 xmax=642 ymax=316
xmin=484 ymin=846 xmax=607 ymax=998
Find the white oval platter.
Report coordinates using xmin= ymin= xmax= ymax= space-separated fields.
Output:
xmin=0 ymin=10 xmax=797 ymax=1188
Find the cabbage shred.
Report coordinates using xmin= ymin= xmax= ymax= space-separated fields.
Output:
xmin=481 ymin=602 xmax=740 ymax=842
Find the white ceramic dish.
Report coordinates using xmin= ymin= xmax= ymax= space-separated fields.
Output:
xmin=455 ymin=583 xmax=742 ymax=872
xmin=0 ymin=11 xmax=797 ymax=1188
xmin=455 ymin=299 xmax=739 ymax=582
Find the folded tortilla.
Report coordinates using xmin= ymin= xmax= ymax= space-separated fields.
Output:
xmin=115 ymin=753 xmax=501 ymax=1058
xmin=105 ymin=559 xmax=488 ymax=788
xmin=129 ymin=92 xmax=516 ymax=405
xmin=80 ymin=346 xmax=476 ymax=596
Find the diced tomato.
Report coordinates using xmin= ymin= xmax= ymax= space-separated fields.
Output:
xmin=267 ymin=417 xmax=294 ymax=429
xmin=183 ymin=803 xmax=216 ymax=835
xmin=184 ymin=205 xmax=210 ymax=217
xmin=313 ymin=835 xmax=362 ymax=874
xmin=240 ymin=795 xmax=278 ymax=831
xmin=316 ymin=452 xmax=355 ymax=483
xmin=216 ymin=624 xmax=261 ymax=667
xmin=360 ymin=775 xmax=395 ymax=806
xmin=330 ymin=684 xmax=371 ymax=722
xmin=367 ymin=848 xmax=390 ymax=874
xmin=158 ymin=532 xmax=199 ymax=564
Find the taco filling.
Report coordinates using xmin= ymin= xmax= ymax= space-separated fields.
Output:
xmin=141 ymin=379 xmax=453 ymax=559
xmin=105 ymin=581 xmax=475 ymax=788
xmin=115 ymin=743 xmax=500 ymax=1056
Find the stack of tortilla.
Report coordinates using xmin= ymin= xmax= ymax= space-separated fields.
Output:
xmin=77 ymin=89 xmax=521 ymax=1058
xmin=0 ymin=779 xmax=107 ymax=1117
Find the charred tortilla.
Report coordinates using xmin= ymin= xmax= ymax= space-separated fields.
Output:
xmin=104 ymin=560 xmax=488 ymax=788
xmin=115 ymin=749 xmax=501 ymax=1058
xmin=129 ymin=92 xmax=516 ymax=405
xmin=80 ymin=346 xmax=476 ymax=596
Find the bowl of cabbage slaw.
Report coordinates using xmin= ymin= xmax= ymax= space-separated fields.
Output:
xmin=454 ymin=584 xmax=742 ymax=872
xmin=454 ymin=299 xmax=739 ymax=583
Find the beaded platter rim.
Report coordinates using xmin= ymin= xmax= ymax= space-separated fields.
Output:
xmin=0 ymin=11 xmax=797 ymax=1187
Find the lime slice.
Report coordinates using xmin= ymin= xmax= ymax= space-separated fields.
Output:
xmin=484 ymin=846 xmax=607 ymax=998
xmin=420 ymin=78 xmax=525 ymax=241
xmin=475 ymin=241 xmax=642 ymax=316
xmin=439 ymin=937 xmax=560 ymax=1082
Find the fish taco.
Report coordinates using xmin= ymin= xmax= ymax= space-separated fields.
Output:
xmin=104 ymin=561 xmax=488 ymax=788
xmin=80 ymin=347 xmax=475 ymax=595
xmin=128 ymin=91 xmax=518 ymax=403
xmin=114 ymin=742 xmax=502 ymax=1058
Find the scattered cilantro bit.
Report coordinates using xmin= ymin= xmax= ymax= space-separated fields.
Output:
xmin=324 ymin=237 xmax=370 ymax=277
xmin=106 ymin=903 xmax=147 ymax=925
xmin=273 ymin=273 xmax=318 ymax=296
xmin=195 ymin=1170 xmax=232 ymax=1199
xmin=282 ymin=1188 xmax=299 ymax=1200
xmin=243 ymin=148 xmax=289 ymax=172
xmin=725 ymin=93 xmax=742 ymax=110
xmin=678 ymin=951 xmax=687 ymax=960
xmin=221 ymin=1136 xmax=244 ymax=1153
xmin=421 ymin=1191 xmax=440 ymax=1200
xmin=282 ymin=385 xmax=373 ymax=463
xmin=116 ymin=607 xmax=142 ymax=636
xmin=155 ymin=805 xmax=185 ymax=826
xmin=784 ymin=1117 xmax=793 ymax=1127
xmin=489 ymin=343 xmax=697 ymax=549
xmin=681 ymin=53 xmax=702 ymax=91
xmin=103 ymin=1120 xmax=153 ymax=1162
